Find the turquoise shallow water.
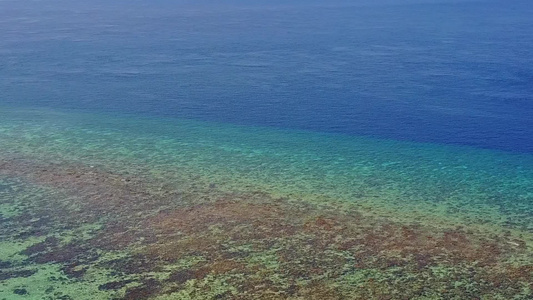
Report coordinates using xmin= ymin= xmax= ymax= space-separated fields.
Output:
xmin=1 ymin=106 xmax=533 ymax=299
xmin=1 ymin=107 xmax=532 ymax=228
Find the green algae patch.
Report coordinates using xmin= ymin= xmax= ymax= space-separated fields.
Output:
xmin=0 ymin=262 xmax=129 ymax=300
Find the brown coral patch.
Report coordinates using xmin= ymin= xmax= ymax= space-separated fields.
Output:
xmin=98 ymin=279 xmax=135 ymax=291
xmin=0 ymin=269 xmax=37 ymax=281
xmin=122 ymin=279 xmax=161 ymax=300
xmin=146 ymin=200 xmax=294 ymax=236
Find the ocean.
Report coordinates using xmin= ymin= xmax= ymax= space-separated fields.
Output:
xmin=1 ymin=0 xmax=532 ymax=299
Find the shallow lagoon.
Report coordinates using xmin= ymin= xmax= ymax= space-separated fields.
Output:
xmin=1 ymin=107 xmax=532 ymax=299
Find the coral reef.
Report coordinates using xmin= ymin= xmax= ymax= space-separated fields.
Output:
xmin=1 ymin=158 xmax=532 ymax=299
xmin=1 ymin=109 xmax=532 ymax=299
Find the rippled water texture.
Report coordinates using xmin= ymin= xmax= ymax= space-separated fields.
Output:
xmin=1 ymin=0 xmax=532 ymax=152
xmin=1 ymin=0 xmax=533 ymax=299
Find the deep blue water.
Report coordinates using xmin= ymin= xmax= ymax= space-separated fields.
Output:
xmin=1 ymin=0 xmax=532 ymax=152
